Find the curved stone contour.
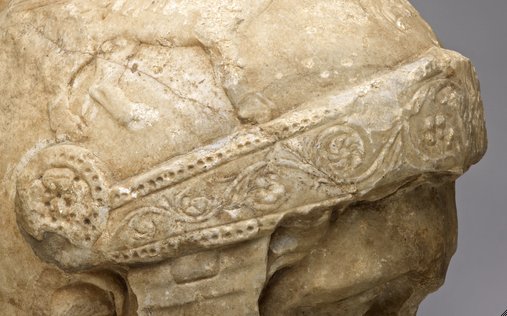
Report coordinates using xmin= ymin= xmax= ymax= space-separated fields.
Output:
xmin=0 ymin=1 xmax=486 ymax=315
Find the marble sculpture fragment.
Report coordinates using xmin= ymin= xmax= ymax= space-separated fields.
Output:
xmin=0 ymin=0 xmax=487 ymax=315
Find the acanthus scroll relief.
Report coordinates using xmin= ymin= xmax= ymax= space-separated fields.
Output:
xmin=15 ymin=48 xmax=485 ymax=271
xmin=0 ymin=0 xmax=492 ymax=314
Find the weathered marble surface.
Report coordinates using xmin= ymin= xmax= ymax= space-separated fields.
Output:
xmin=0 ymin=0 xmax=486 ymax=315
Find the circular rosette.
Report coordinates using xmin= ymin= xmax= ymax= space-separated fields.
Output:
xmin=246 ymin=173 xmax=287 ymax=211
xmin=16 ymin=145 xmax=110 ymax=248
xmin=160 ymin=188 xmax=221 ymax=223
xmin=313 ymin=125 xmax=372 ymax=181
xmin=226 ymin=162 xmax=289 ymax=213
xmin=406 ymin=80 xmax=466 ymax=163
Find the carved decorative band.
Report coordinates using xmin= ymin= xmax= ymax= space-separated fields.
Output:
xmin=15 ymin=48 xmax=486 ymax=268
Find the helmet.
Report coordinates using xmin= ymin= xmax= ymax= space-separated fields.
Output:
xmin=2 ymin=0 xmax=486 ymax=315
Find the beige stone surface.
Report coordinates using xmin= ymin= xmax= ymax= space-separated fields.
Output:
xmin=0 ymin=0 xmax=486 ymax=315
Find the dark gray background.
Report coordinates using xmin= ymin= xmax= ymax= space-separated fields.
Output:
xmin=409 ymin=0 xmax=507 ymax=315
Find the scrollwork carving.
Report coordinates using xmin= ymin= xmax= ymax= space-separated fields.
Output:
xmin=226 ymin=162 xmax=289 ymax=213
xmin=13 ymin=49 xmax=485 ymax=268
xmin=111 ymin=207 xmax=168 ymax=249
xmin=311 ymin=125 xmax=371 ymax=180
xmin=158 ymin=188 xmax=221 ymax=223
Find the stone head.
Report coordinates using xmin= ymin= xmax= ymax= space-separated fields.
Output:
xmin=0 ymin=1 xmax=486 ymax=315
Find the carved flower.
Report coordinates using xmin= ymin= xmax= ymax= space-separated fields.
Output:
xmin=16 ymin=145 xmax=110 ymax=251
xmin=315 ymin=126 xmax=367 ymax=179
xmin=17 ymin=166 xmax=101 ymax=248
xmin=159 ymin=189 xmax=220 ymax=222
xmin=128 ymin=213 xmax=157 ymax=241
xmin=422 ymin=114 xmax=455 ymax=149
xmin=40 ymin=168 xmax=90 ymax=222
xmin=409 ymin=81 xmax=464 ymax=160
xmin=114 ymin=207 xmax=169 ymax=248
xmin=181 ymin=196 xmax=213 ymax=217
xmin=247 ymin=173 xmax=287 ymax=211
